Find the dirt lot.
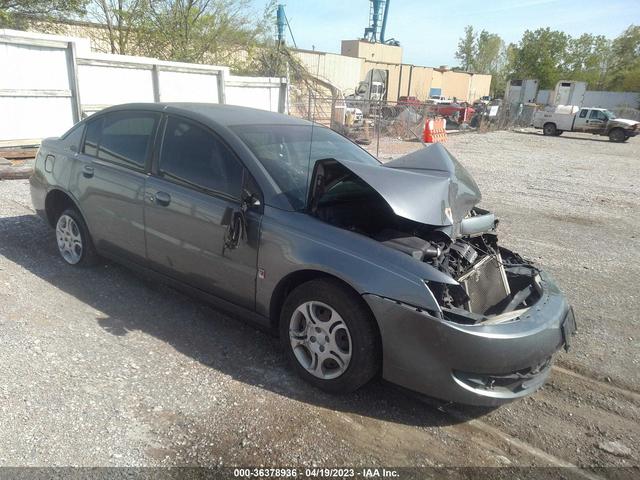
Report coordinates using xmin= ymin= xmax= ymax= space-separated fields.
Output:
xmin=0 ymin=130 xmax=638 ymax=474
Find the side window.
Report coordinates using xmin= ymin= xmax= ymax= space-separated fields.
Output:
xmin=61 ymin=123 xmax=85 ymax=152
xmin=83 ymin=117 xmax=103 ymax=157
xmin=98 ymin=112 xmax=158 ymax=168
xmin=159 ymin=116 xmax=244 ymax=198
xmin=579 ymin=109 xmax=588 ymax=118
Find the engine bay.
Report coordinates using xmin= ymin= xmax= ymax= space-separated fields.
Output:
xmin=310 ymin=171 xmax=541 ymax=324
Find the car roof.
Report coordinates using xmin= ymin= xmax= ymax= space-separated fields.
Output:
xmin=97 ymin=102 xmax=313 ymax=127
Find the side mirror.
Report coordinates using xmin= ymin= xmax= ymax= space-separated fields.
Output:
xmin=241 ymin=189 xmax=261 ymax=212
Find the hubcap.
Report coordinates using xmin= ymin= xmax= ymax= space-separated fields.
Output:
xmin=289 ymin=301 xmax=352 ymax=380
xmin=56 ymin=214 xmax=83 ymax=264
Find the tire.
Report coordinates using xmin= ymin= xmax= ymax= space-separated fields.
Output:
xmin=279 ymin=279 xmax=380 ymax=393
xmin=608 ymin=128 xmax=626 ymax=143
xmin=543 ymin=123 xmax=557 ymax=136
xmin=55 ymin=208 xmax=99 ymax=267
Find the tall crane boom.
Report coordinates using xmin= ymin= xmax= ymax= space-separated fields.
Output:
xmin=363 ymin=0 xmax=392 ymax=43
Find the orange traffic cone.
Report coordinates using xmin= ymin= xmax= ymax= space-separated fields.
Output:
xmin=423 ymin=118 xmax=435 ymax=143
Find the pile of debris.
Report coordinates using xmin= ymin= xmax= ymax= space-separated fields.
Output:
xmin=0 ymin=148 xmax=37 ymax=180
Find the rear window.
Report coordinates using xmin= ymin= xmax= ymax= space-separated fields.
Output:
xmin=82 ymin=111 xmax=159 ymax=169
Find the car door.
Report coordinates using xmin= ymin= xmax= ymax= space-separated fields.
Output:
xmin=573 ymin=108 xmax=590 ymax=132
xmin=584 ymin=109 xmax=608 ymax=134
xmin=69 ymin=110 xmax=160 ymax=263
xmin=143 ymin=114 xmax=260 ymax=310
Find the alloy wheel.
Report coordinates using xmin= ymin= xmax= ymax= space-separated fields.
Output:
xmin=56 ymin=214 xmax=83 ymax=264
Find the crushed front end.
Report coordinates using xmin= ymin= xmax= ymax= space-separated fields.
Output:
xmin=308 ymin=143 xmax=576 ymax=405
xmin=364 ymin=209 xmax=576 ymax=406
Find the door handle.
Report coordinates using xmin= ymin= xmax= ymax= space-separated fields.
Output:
xmin=82 ymin=165 xmax=94 ymax=178
xmin=155 ymin=191 xmax=171 ymax=207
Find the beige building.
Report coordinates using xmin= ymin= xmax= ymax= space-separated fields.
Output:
xmin=295 ymin=40 xmax=492 ymax=103
xmin=341 ymin=39 xmax=403 ymax=64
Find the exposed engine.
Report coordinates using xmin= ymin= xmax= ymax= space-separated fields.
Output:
xmin=374 ymin=220 xmax=511 ymax=313
xmin=311 ymin=172 xmax=541 ymax=323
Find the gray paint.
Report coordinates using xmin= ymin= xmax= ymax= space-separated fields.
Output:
xmin=30 ymin=103 xmax=572 ymax=406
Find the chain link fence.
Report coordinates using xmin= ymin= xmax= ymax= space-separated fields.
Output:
xmin=288 ymin=90 xmax=640 ymax=157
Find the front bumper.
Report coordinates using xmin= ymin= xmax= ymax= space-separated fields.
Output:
xmin=363 ymin=271 xmax=575 ymax=406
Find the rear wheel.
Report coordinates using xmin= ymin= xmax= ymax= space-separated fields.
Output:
xmin=543 ymin=123 xmax=557 ymax=136
xmin=280 ymin=279 xmax=380 ymax=393
xmin=55 ymin=208 xmax=98 ymax=266
xmin=608 ymin=128 xmax=626 ymax=143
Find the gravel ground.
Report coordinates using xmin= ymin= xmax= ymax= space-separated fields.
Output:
xmin=0 ymin=130 xmax=638 ymax=470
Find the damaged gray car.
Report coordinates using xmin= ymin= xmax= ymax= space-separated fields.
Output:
xmin=30 ymin=103 xmax=576 ymax=406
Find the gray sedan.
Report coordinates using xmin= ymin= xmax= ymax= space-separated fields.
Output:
xmin=30 ymin=103 xmax=576 ymax=406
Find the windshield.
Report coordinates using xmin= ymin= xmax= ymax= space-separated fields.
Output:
xmin=604 ymin=110 xmax=617 ymax=119
xmin=232 ymin=124 xmax=380 ymax=209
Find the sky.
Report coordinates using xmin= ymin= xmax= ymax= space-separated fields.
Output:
xmin=252 ymin=0 xmax=640 ymax=67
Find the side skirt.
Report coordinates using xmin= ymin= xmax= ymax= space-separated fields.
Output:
xmin=98 ymin=250 xmax=274 ymax=334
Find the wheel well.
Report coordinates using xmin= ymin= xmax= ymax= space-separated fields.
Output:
xmin=544 ymin=122 xmax=556 ymax=129
xmin=44 ymin=189 xmax=77 ymax=227
xmin=269 ymin=270 xmax=377 ymax=333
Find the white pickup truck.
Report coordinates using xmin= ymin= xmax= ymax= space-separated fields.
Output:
xmin=532 ymin=106 xmax=639 ymax=142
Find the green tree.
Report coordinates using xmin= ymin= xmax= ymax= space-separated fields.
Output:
xmin=474 ymin=31 xmax=503 ymax=73
xmin=565 ymin=33 xmax=611 ymax=89
xmin=474 ymin=30 xmax=506 ymax=94
xmin=87 ymin=0 xmax=151 ymax=55
xmin=455 ymin=25 xmax=477 ymax=71
xmin=607 ymin=25 xmax=640 ymax=91
xmin=0 ymin=0 xmax=86 ymax=26
xmin=134 ymin=0 xmax=271 ymax=67
xmin=510 ymin=27 xmax=570 ymax=89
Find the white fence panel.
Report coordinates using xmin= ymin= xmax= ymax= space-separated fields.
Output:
xmin=0 ymin=96 xmax=75 ymax=142
xmin=225 ymin=76 xmax=286 ymax=113
xmin=157 ymin=69 xmax=220 ymax=102
xmin=0 ymin=29 xmax=288 ymax=144
xmin=583 ymin=91 xmax=639 ymax=109
xmin=536 ymin=89 xmax=638 ymax=109
xmin=0 ymin=30 xmax=81 ymax=144
xmin=78 ymin=61 xmax=155 ymax=115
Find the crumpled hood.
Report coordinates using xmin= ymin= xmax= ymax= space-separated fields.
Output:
xmin=312 ymin=143 xmax=481 ymax=226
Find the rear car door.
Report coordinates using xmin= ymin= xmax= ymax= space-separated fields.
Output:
xmin=144 ymin=115 xmax=260 ymax=310
xmin=70 ymin=110 xmax=160 ymax=263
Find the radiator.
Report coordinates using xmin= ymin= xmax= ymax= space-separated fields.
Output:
xmin=458 ymin=254 xmax=511 ymax=314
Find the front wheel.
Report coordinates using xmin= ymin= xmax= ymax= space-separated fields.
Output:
xmin=279 ymin=279 xmax=380 ymax=393
xmin=55 ymin=208 xmax=98 ymax=266
xmin=608 ymin=128 xmax=626 ymax=142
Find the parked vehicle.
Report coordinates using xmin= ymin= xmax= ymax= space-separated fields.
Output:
xmin=397 ymin=96 xmax=423 ymax=108
xmin=428 ymin=102 xmax=475 ymax=123
xmin=30 ymin=103 xmax=576 ymax=406
xmin=426 ymin=95 xmax=450 ymax=104
xmin=532 ymin=106 xmax=639 ymax=142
